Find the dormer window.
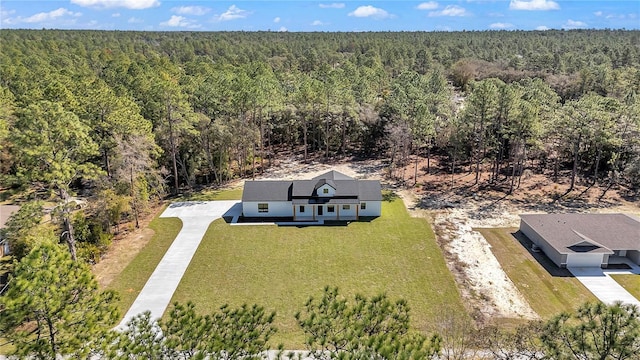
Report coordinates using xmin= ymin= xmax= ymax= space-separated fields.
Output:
xmin=323 ymin=188 xmax=329 ymax=194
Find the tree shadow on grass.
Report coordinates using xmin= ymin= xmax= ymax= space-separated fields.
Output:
xmin=383 ymin=191 xmax=399 ymax=202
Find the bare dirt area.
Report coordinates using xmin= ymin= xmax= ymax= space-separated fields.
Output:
xmin=396 ymin=155 xmax=639 ymax=323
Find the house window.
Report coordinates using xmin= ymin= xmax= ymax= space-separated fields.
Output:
xmin=299 ymin=205 xmax=305 ymax=213
xmin=360 ymin=203 xmax=366 ymax=210
xmin=258 ymin=203 xmax=269 ymax=213
xmin=323 ymin=188 xmax=329 ymax=194
xmin=342 ymin=205 xmax=350 ymax=210
xmin=327 ymin=205 xmax=335 ymax=213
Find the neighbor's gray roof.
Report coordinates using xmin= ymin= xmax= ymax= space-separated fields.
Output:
xmin=0 ymin=205 xmax=21 ymax=230
xmin=243 ymin=170 xmax=381 ymax=202
xmin=520 ymin=213 xmax=640 ymax=254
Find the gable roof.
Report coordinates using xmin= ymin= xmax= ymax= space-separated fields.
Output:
xmin=520 ymin=213 xmax=640 ymax=254
xmin=314 ymin=178 xmax=336 ymax=190
xmin=313 ymin=170 xmax=354 ymax=180
xmin=242 ymin=170 xmax=382 ymax=202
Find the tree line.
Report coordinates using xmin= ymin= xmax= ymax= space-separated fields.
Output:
xmin=1 ymin=242 xmax=640 ymax=359
xmin=0 ymin=29 xmax=639 ymax=263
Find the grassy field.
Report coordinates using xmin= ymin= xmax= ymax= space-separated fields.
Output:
xmin=170 ymin=197 xmax=465 ymax=348
xmin=177 ymin=187 xmax=244 ymax=201
xmin=107 ymin=217 xmax=183 ymax=314
xmin=478 ymin=228 xmax=596 ymax=319
xmin=611 ymin=274 xmax=640 ymax=300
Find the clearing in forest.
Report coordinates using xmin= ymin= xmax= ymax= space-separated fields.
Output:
xmin=170 ymin=197 xmax=464 ymax=348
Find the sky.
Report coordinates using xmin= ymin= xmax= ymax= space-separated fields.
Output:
xmin=0 ymin=0 xmax=638 ymax=32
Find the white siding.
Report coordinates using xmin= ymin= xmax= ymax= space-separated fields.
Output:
xmin=295 ymin=204 xmax=311 ymax=218
xmin=243 ymin=201 xmax=293 ymax=217
xmin=339 ymin=204 xmax=357 ymax=220
xmin=317 ymin=184 xmax=336 ymax=197
xmin=566 ymin=253 xmax=605 ymax=268
xmin=520 ymin=220 xmax=566 ymax=268
xmin=359 ymin=201 xmax=381 ymax=217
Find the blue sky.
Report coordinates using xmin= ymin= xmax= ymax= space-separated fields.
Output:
xmin=0 ymin=1 xmax=638 ymax=32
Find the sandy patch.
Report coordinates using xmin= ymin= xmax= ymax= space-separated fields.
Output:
xmin=413 ymin=187 xmax=639 ymax=321
xmin=258 ymin=157 xmax=384 ymax=181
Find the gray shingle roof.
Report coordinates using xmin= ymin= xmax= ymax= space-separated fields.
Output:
xmin=313 ymin=170 xmax=354 ymax=180
xmin=242 ymin=181 xmax=292 ymax=202
xmin=520 ymin=213 xmax=640 ymax=254
xmin=243 ymin=170 xmax=381 ymax=202
xmin=358 ymin=180 xmax=383 ymax=201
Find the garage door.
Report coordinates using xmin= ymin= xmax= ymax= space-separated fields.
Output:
xmin=566 ymin=253 xmax=604 ymax=267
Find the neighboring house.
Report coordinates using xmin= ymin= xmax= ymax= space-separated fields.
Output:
xmin=0 ymin=205 xmax=21 ymax=258
xmin=242 ymin=170 xmax=382 ymax=221
xmin=519 ymin=213 xmax=640 ymax=268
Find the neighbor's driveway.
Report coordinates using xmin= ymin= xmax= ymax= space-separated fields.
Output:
xmin=117 ymin=200 xmax=241 ymax=329
xmin=569 ymin=265 xmax=640 ymax=307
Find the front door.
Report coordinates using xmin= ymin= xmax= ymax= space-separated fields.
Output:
xmin=317 ymin=205 xmax=323 ymax=216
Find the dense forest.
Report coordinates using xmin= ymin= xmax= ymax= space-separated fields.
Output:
xmin=1 ymin=29 xmax=639 ymax=261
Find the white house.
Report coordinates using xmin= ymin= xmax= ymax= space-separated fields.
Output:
xmin=520 ymin=213 xmax=640 ymax=268
xmin=242 ymin=170 xmax=382 ymax=221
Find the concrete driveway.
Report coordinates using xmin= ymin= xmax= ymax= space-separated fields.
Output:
xmin=117 ymin=200 xmax=241 ymax=329
xmin=569 ymin=263 xmax=640 ymax=307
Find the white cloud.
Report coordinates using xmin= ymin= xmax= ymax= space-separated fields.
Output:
xmin=1 ymin=8 xmax=16 ymax=18
xmin=509 ymin=0 xmax=559 ymax=11
xmin=594 ymin=11 xmax=603 ymax=17
xmin=319 ymin=3 xmax=345 ymax=9
xmin=71 ymin=0 xmax=159 ymax=10
xmin=417 ymin=2 xmax=439 ymax=10
xmin=563 ymin=19 xmax=587 ymax=29
xmin=311 ymin=20 xmax=326 ymax=26
xmin=213 ymin=5 xmax=249 ymax=21
xmin=128 ymin=17 xmax=143 ymax=23
xmin=172 ymin=6 xmax=210 ymax=16
xmin=112 ymin=12 xmax=120 ymax=17
xmin=279 ymin=26 xmax=287 ymax=32
xmin=429 ymin=5 xmax=468 ymax=17
xmin=160 ymin=15 xmax=200 ymax=28
xmin=536 ymin=25 xmax=550 ymax=30
xmin=17 ymin=8 xmax=82 ymax=23
xmin=348 ymin=5 xmax=392 ymax=19
xmin=489 ymin=22 xmax=514 ymax=29
xmin=273 ymin=17 xmax=280 ymax=23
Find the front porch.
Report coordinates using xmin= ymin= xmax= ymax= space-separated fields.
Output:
xmin=293 ymin=203 xmax=359 ymax=221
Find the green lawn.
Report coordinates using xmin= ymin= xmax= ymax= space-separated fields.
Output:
xmin=107 ymin=217 xmax=183 ymax=314
xmin=171 ymin=197 xmax=465 ymax=348
xmin=611 ymin=274 xmax=640 ymax=300
xmin=177 ymin=187 xmax=244 ymax=201
xmin=477 ymin=228 xmax=596 ymax=319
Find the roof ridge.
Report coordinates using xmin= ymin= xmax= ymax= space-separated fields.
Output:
xmin=570 ymin=229 xmax=609 ymax=249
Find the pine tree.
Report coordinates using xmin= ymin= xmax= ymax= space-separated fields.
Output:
xmin=0 ymin=241 xmax=120 ymax=359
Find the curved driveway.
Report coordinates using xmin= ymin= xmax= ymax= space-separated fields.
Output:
xmin=117 ymin=200 xmax=241 ymax=329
